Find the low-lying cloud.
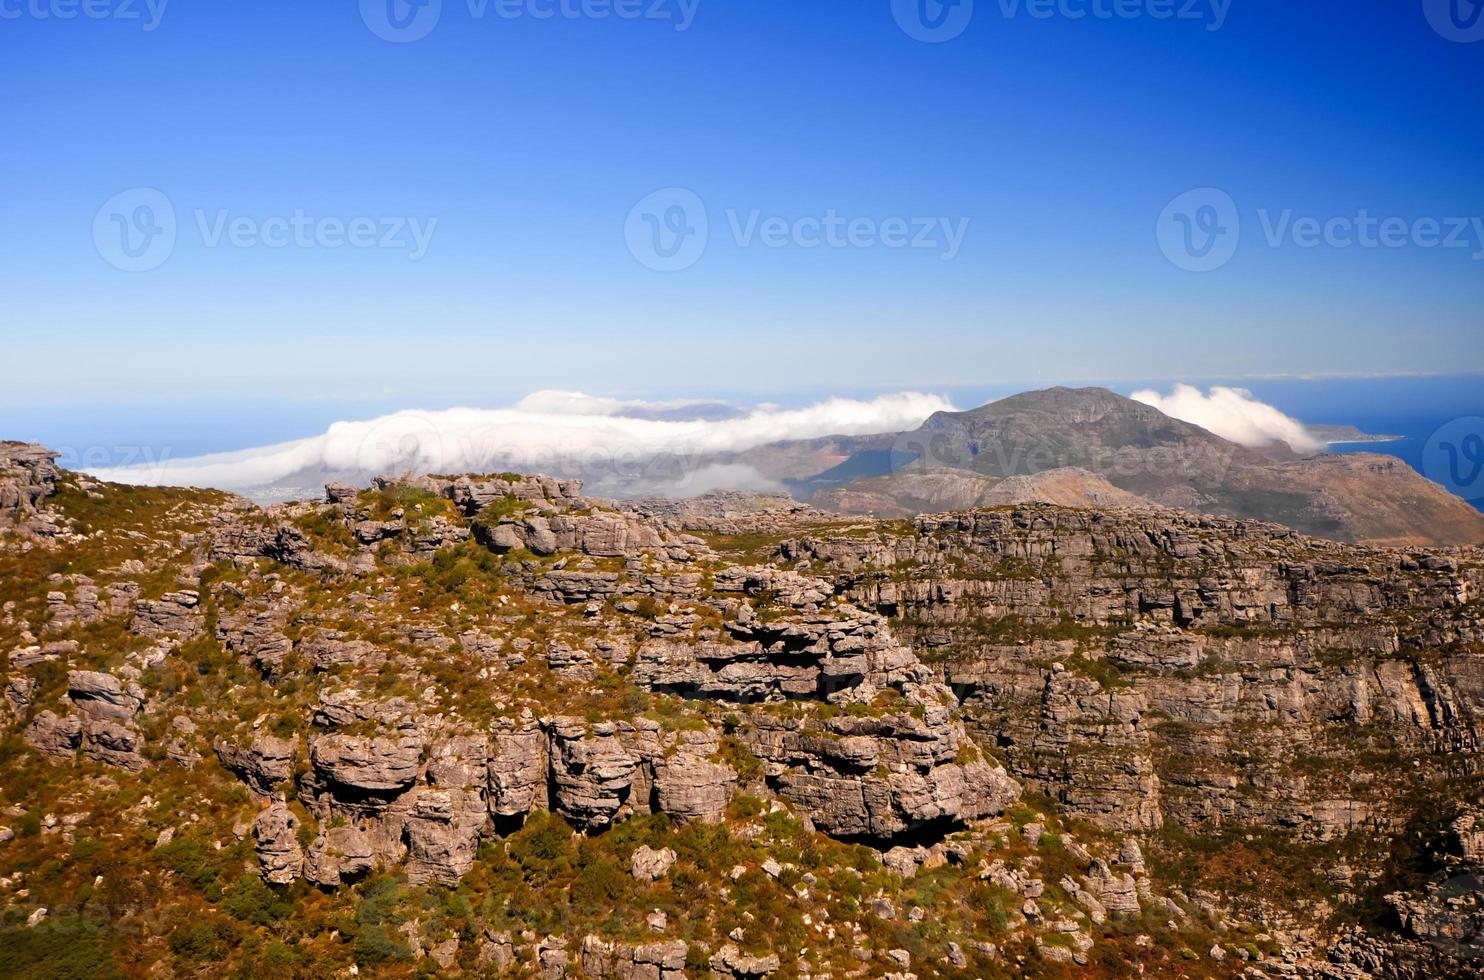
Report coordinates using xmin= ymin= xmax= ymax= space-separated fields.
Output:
xmin=1130 ymin=383 xmax=1322 ymax=453
xmin=87 ymin=390 xmax=955 ymax=496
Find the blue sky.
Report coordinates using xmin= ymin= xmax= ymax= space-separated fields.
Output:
xmin=1 ymin=0 xmax=1481 ymax=412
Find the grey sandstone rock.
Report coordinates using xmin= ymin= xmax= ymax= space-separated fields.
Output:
xmin=131 ymin=591 xmax=204 ymax=640
xmin=309 ymin=734 xmax=423 ymax=793
xmin=26 ymin=710 xmax=82 ymax=758
xmin=66 ymin=670 xmax=144 ymax=721
xmin=0 ymin=443 xmax=59 ymax=527
xmin=304 ymin=825 xmax=374 ymax=887
xmin=489 ymin=715 xmax=548 ymax=818
xmin=546 ymin=717 xmax=641 ymax=831
xmin=253 ymin=802 xmax=304 ymax=884
xmin=404 ymin=787 xmax=487 ymax=886
xmin=582 ymin=935 xmax=690 ymax=979
xmin=630 ymin=844 xmax=677 ymax=881
xmin=215 ymin=735 xmax=296 ymax=797
xmin=300 ymin=630 xmax=386 ymax=671
xmin=709 ymin=943 xmax=781 ymax=978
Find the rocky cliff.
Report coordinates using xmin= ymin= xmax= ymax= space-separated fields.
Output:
xmin=2 ymin=445 xmax=1481 ymax=978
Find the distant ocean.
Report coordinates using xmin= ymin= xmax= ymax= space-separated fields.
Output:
xmin=1197 ymin=374 xmax=1484 ymax=516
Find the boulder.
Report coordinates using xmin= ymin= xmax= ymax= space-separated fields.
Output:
xmin=300 ymin=630 xmax=386 ymax=671
xmin=404 ymin=788 xmax=487 ymax=886
xmin=546 ymin=718 xmax=640 ymax=831
xmin=653 ymin=743 xmax=735 ymax=824
xmin=26 ymin=710 xmax=82 ymax=759
xmin=67 ymin=670 xmax=144 ymax=721
xmin=630 ymin=845 xmax=677 ymax=882
xmin=0 ymin=442 xmax=59 ymax=526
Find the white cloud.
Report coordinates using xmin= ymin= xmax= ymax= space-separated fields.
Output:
xmin=1130 ymin=383 xmax=1322 ymax=453
xmin=87 ymin=390 xmax=955 ymax=493
xmin=511 ymin=390 xmax=733 ymax=417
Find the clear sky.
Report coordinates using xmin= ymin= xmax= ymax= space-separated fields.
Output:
xmin=2 ymin=0 xmax=1481 ymax=410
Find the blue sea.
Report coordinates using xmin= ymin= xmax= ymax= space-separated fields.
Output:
xmin=1197 ymin=374 xmax=1484 ymax=516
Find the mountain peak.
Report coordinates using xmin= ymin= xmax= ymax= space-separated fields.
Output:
xmin=962 ymin=385 xmax=1163 ymax=424
xmin=806 ymin=387 xmax=1484 ymax=547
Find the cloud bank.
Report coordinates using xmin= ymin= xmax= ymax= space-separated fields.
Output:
xmin=87 ymin=390 xmax=955 ymax=494
xmin=1130 ymin=384 xmax=1322 ymax=453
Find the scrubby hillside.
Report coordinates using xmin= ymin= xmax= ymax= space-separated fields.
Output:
xmin=1 ymin=442 xmax=1481 ymax=978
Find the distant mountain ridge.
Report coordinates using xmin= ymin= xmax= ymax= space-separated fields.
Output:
xmin=764 ymin=387 xmax=1484 ymax=548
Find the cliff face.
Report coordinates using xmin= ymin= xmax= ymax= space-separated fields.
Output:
xmin=785 ymin=507 xmax=1483 ymax=837
xmin=779 ymin=504 xmax=1484 ymax=969
xmin=3 ymin=447 xmax=1482 ymax=977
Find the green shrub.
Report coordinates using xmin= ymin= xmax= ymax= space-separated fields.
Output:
xmin=0 ymin=918 xmax=120 ymax=980
xmin=353 ymin=924 xmax=414 ymax=966
xmin=168 ymin=919 xmax=235 ymax=962
xmin=727 ymin=793 xmax=765 ymax=819
xmin=717 ymin=736 xmax=764 ymax=782
xmin=507 ymin=811 xmax=576 ymax=885
xmin=223 ymin=873 xmax=292 ymax=926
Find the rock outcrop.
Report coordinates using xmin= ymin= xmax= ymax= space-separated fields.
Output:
xmin=581 ymin=936 xmax=690 ymax=979
xmin=26 ymin=670 xmax=147 ymax=771
xmin=215 ymin=735 xmax=296 ymax=796
xmin=0 ymin=442 xmax=59 ymax=529
xmin=252 ymin=802 xmax=305 ymax=885
xmin=131 ymin=591 xmax=204 ymax=640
